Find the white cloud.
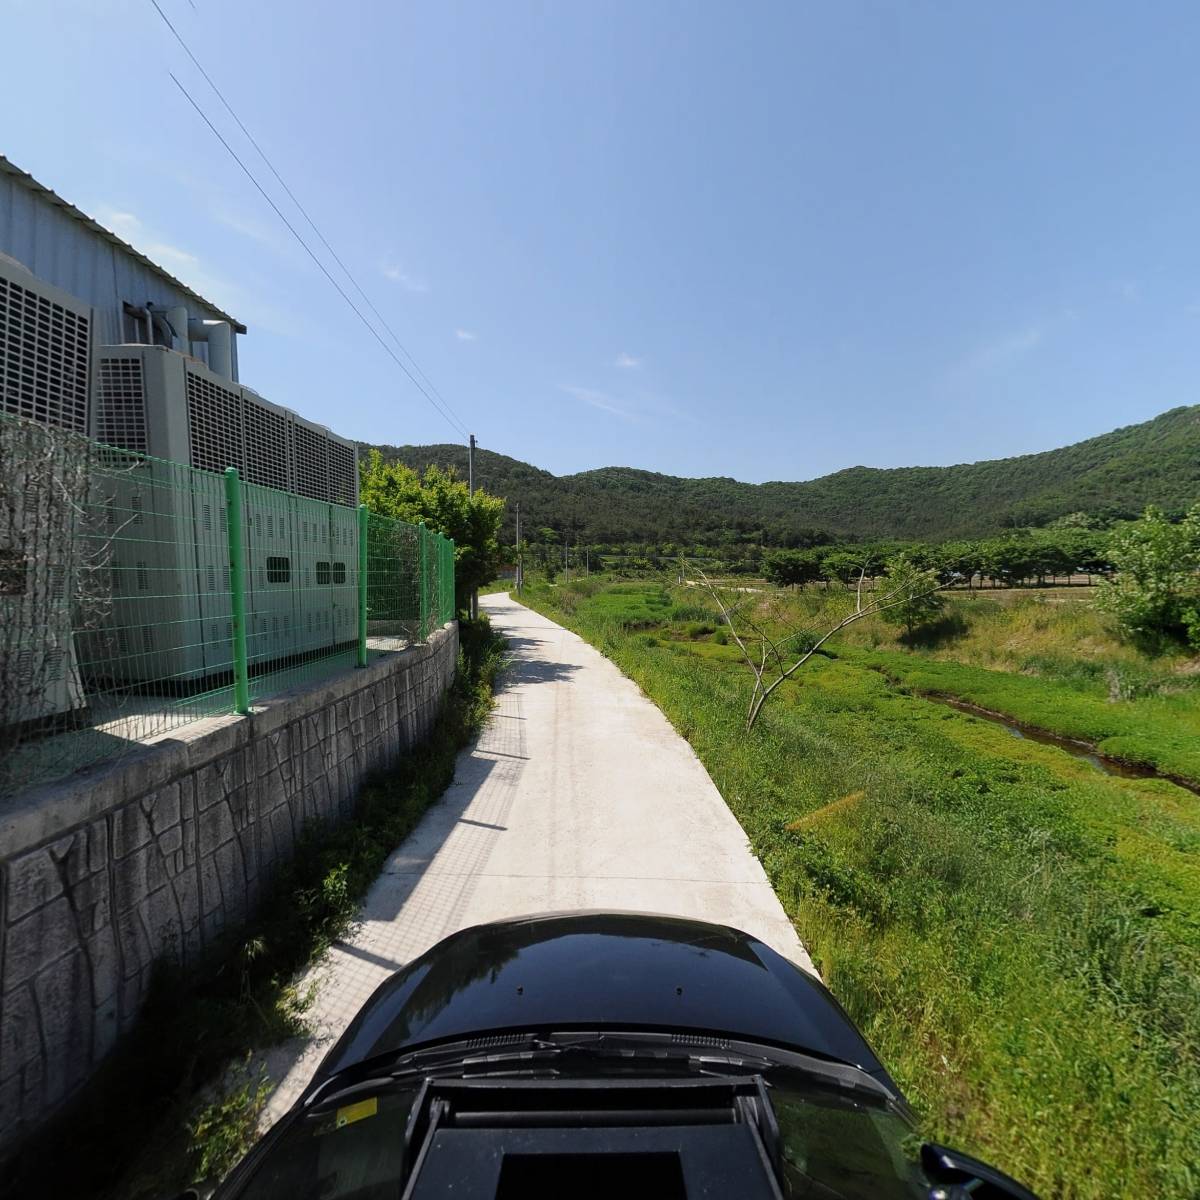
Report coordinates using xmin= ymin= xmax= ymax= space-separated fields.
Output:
xmin=100 ymin=209 xmax=140 ymax=235
xmin=615 ymin=352 xmax=642 ymax=369
xmin=144 ymin=241 xmax=199 ymax=268
xmin=455 ymin=329 xmax=477 ymax=341
xmin=380 ymin=260 xmax=429 ymax=292
xmin=209 ymin=204 xmax=289 ymax=252
xmin=95 ymin=206 xmax=198 ymax=270
xmin=561 ymin=385 xmax=638 ymax=421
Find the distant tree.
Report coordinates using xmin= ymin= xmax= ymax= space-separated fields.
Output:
xmin=820 ymin=548 xmax=873 ymax=585
xmin=935 ymin=540 xmax=983 ymax=588
xmin=764 ymin=549 xmax=824 ymax=588
xmin=359 ymin=449 xmax=505 ymax=612
xmin=878 ymin=557 xmax=945 ymax=637
xmin=982 ymin=539 xmax=1036 ymax=587
xmin=1095 ymin=505 xmax=1200 ymax=647
xmin=1068 ymin=531 xmax=1112 ymax=582
xmin=1049 ymin=511 xmax=1104 ymax=530
xmin=1034 ymin=538 xmax=1076 ymax=584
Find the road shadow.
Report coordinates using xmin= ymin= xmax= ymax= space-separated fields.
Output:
xmin=258 ymin=689 xmax=529 ymax=1120
xmin=498 ymin=634 xmax=582 ymax=687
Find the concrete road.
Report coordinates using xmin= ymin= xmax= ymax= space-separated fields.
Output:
xmin=262 ymin=592 xmax=812 ymax=1122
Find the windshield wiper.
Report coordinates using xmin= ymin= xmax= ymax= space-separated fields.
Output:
xmin=305 ymin=1030 xmax=896 ymax=1116
xmin=306 ymin=1037 xmax=772 ymax=1114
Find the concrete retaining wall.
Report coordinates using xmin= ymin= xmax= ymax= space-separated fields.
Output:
xmin=0 ymin=623 xmax=458 ymax=1151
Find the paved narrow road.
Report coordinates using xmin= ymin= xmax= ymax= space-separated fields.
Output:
xmin=264 ymin=593 xmax=812 ymax=1120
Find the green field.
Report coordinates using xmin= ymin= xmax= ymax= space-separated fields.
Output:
xmin=517 ymin=577 xmax=1200 ymax=1199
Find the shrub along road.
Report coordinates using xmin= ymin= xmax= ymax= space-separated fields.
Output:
xmin=262 ymin=592 xmax=813 ymax=1124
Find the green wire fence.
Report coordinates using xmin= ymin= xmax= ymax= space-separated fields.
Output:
xmin=0 ymin=411 xmax=456 ymax=796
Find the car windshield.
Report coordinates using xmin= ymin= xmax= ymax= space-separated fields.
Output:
xmin=230 ymin=1050 xmax=925 ymax=1200
xmin=771 ymin=1081 xmax=923 ymax=1199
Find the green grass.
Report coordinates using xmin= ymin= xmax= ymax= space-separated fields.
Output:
xmin=518 ymin=578 xmax=1200 ymax=1199
xmin=823 ymin=591 xmax=1200 ymax=786
xmin=836 ymin=648 xmax=1200 ymax=787
xmin=479 ymin=577 xmax=516 ymax=596
xmin=3 ymin=618 xmax=506 ymax=1200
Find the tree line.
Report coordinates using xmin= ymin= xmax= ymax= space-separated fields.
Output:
xmin=762 ymin=525 xmax=1115 ymax=590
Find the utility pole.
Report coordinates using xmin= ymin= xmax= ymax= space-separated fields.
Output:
xmin=515 ymin=501 xmax=522 ymax=595
xmin=468 ymin=434 xmax=477 ymax=619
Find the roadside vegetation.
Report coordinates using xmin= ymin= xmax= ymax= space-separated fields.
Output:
xmin=518 ymin=573 xmax=1200 ymax=1198
xmin=359 ymin=449 xmax=506 ymax=611
xmin=3 ymin=618 xmax=506 ymax=1200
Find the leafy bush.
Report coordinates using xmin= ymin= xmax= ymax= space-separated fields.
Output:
xmin=1095 ymin=505 xmax=1200 ymax=648
xmin=188 ymin=1062 xmax=271 ymax=1183
xmin=879 ymin=556 xmax=945 ymax=637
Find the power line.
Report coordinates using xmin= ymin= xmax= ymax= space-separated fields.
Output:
xmin=170 ymin=74 xmax=468 ymax=440
xmin=150 ymin=0 xmax=455 ymax=414
xmin=150 ymin=0 xmax=462 ymax=423
xmin=152 ymin=2 xmax=471 ymax=440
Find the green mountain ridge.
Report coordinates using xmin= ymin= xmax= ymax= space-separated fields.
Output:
xmin=366 ymin=405 xmax=1200 ymax=544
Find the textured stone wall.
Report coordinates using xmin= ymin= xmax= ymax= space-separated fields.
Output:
xmin=0 ymin=623 xmax=458 ymax=1152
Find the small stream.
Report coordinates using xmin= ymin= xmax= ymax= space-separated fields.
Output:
xmin=929 ymin=695 xmax=1200 ymax=795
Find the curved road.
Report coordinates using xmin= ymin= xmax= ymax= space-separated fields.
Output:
xmin=264 ymin=593 xmax=812 ymax=1119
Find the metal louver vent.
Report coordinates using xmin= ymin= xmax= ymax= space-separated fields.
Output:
xmin=328 ymin=439 xmax=357 ymax=507
xmin=95 ymin=356 xmax=147 ymax=451
xmin=242 ymin=394 xmax=290 ymax=490
xmin=291 ymin=421 xmax=328 ymax=502
xmin=0 ymin=265 xmax=91 ymax=432
xmin=185 ymin=365 xmax=243 ymax=473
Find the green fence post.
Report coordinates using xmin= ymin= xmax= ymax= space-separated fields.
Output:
xmin=356 ymin=504 xmax=369 ymax=667
xmin=418 ymin=521 xmax=429 ymax=640
xmin=224 ymin=466 xmax=250 ymax=715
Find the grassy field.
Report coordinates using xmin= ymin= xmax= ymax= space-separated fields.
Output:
xmin=518 ymin=576 xmax=1200 ymax=1199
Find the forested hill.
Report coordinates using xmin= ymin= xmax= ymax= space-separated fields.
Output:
xmin=366 ymin=405 xmax=1200 ymax=545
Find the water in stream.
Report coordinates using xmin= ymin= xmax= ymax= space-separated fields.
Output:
xmin=933 ymin=695 xmax=1199 ymax=793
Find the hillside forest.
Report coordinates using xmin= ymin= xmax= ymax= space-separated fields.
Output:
xmin=369 ymin=403 xmax=1200 ymax=551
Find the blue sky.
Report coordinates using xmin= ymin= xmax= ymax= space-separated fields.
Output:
xmin=6 ymin=1 xmax=1200 ymax=482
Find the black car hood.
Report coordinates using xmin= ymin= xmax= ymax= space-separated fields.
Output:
xmin=316 ymin=912 xmax=891 ymax=1087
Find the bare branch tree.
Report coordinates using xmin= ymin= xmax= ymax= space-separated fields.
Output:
xmin=0 ymin=416 xmax=140 ymax=796
xmin=688 ymin=555 xmax=951 ymax=730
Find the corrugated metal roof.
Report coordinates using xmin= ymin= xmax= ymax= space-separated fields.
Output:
xmin=0 ymin=154 xmax=247 ymax=333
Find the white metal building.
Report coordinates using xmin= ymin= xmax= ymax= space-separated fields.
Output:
xmin=1 ymin=156 xmax=361 ymax=700
xmin=0 ymin=154 xmax=245 ymax=376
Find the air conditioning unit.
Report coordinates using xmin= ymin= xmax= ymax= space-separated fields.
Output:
xmin=0 ymin=253 xmax=92 ymax=433
xmin=0 ymin=256 xmax=92 ymax=728
xmin=90 ymin=345 xmax=360 ymax=685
